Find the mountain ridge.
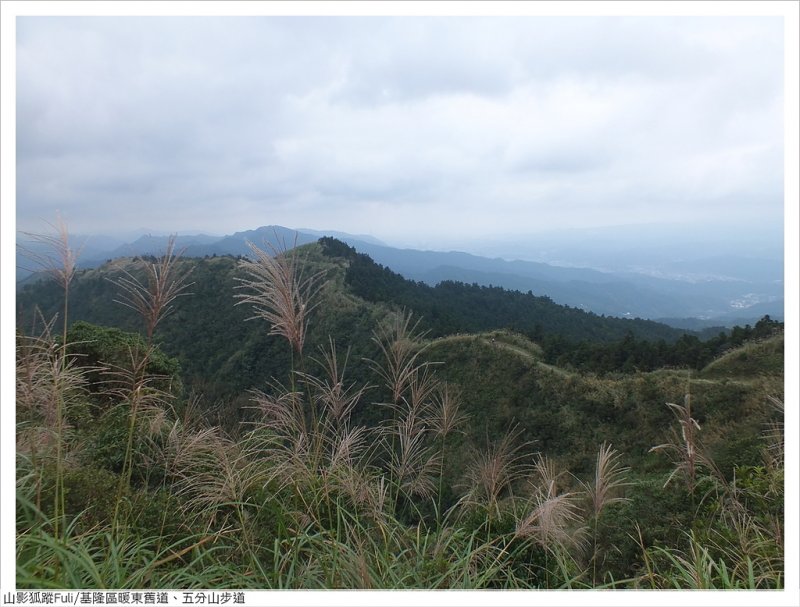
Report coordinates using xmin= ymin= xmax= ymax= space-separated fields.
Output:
xmin=16 ymin=224 xmax=783 ymax=325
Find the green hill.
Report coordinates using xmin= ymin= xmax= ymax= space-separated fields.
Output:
xmin=15 ymin=237 xmax=784 ymax=589
xmin=15 ymin=237 xmax=783 ymax=470
xmin=319 ymin=237 xmax=691 ymax=343
xmin=699 ymin=334 xmax=784 ymax=379
xmin=418 ymin=329 xmax=781 ymax=477
xmin=16 ymin=239 xmax=687 ymax=400
xmin=17 ymin=238 xmax=782 ymax=418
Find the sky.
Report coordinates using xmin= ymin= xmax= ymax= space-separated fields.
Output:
xmin=14 ymin=14 xmax=786 ymax=249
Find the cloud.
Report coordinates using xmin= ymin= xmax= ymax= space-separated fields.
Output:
xmin=15 ymin=16 xmax=784 ymax=244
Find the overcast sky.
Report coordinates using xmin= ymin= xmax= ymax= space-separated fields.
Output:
xmin=16 ymin=16 xmax=784 ymax=248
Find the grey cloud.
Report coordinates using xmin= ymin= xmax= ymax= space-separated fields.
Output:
xmin=330 ymin=19 xmax=519 ymax=106
xmin=15 ymin=16 xmax=784 ymax=244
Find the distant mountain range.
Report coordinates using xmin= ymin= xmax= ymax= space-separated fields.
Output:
xmin=16 ymin=225 xmax=783 ymax=327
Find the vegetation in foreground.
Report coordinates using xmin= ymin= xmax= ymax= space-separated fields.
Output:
xmin=15 ymin=224 xmax=784 ymax=589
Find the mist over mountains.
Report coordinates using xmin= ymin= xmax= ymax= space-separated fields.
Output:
xmin=17 ymin=224 xmax=783 ymax=328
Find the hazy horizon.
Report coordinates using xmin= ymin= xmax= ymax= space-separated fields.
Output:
xmin=15 ymin=218 xmax=785 ymax=291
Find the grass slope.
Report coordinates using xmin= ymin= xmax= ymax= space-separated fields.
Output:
xmin=699 ymin=334 xmax=784 ymax=379
xmin=423 ymin=329 xmax=782 ymax=477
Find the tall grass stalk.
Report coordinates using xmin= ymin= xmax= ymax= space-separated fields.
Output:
xmin=235 ymin=238 xmax=326 ymax=450
xmin=430 ymin=383 xmax=468 ymax=523
xmin=368 ymin=310 xmax=432 ymax=407
xmin=515 ymin=454 xmax=584 ymax=569
xmin=109 ymin=235 xmax=192 ymax=526
xmin=112 ymin=235 xmax=193 ymax=345
xmin=235 ymin=238 xmax=325 ymax=357
xmin=461 ymin=425 xmax=532 ymax=540
xmin=581 ymin=442 xmax=631 ymax=584
xmin=18 ymin=216 xmax=83 ymax=540
xmin=368 ymin=310 xmax=435 ymax=511
xmin=649 ymin=380 xmax=710 ymax=512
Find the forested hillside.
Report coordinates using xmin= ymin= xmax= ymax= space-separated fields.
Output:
xmin=18 ymin=238 xmax=780 ymax=401
xmin=15 ymin=237 xmax=784 ymax=589
xmin=320 ymin=237 xmax=690 ymax=342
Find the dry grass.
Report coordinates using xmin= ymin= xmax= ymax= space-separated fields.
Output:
xmin=459 ymin=425 xmax=532 ymax=517
xmin=18 ymin=213 xmax=83 ymax=294
xmin=583 ymin=442 xmax=631 ymax=519
xmin=15 ymin=318 xmax=89 ymax=517
xmin=300 ymin=338 xmax=372 ymax=432
xmin=650 ymin=389 xmax=708 ymax=494
xmin=515 ymin=455 xmax=584 ymax=554
xmin=581 ymin=442 xmax=631 ymax=583
xmin=235 ymin=238 xmax=325 ymax=355
xmin=101 ymin=352 xmax=174 ymax=418
xmin=369 ymin=309 xmax=432 ymax=406
xmin=16 ymin=306 xmax=89 ymax=534
xmin=249 ymin=383 xmax=307 ymax=440
xmin=430 ymin=382 xmax=468 ymax=439
xmin=16 ymin=317 xmax=70 ymax=430
xmin=18 ymin=216 xmax=87 ymax=540
xmin=388 ymin=414 xmax=441 ymax=500
xmin=107 ymin=235 xmax=194 ymax=526
xmin=112 ymin=235 xmax=193 ymax=342
xmin=171 ymin=426 xmax=259 ymax=527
